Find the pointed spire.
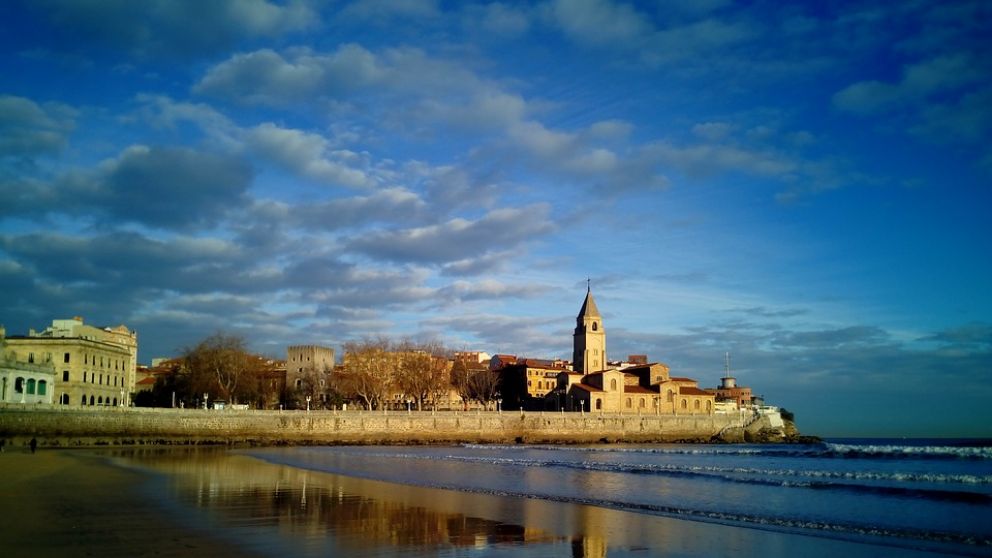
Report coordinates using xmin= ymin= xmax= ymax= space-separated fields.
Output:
xmin=577 ymin=285 xmax=601 ymax=318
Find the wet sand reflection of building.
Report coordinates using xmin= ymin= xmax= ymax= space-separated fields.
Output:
xmin=114 ymin=449 xmax=587 ymax=554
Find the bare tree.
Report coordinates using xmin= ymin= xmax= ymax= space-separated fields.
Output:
xmin=394 ymin=341 xmax=450 ymax=410
xmin=340 ymin=337 xmax=395 ymax=410
xmin=451 ymin=359 xmax=500 ymax=408
xmin=183 ymin=333 xmax=261 ymax=405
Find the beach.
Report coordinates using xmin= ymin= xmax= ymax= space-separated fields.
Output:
xmin=0 ymin=449 xmax=248 ymax=557
xmin=3 ymin=442 xmax=987 ymax=557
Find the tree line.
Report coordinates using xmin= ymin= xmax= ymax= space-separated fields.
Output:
xmin=135 ymin=333 xmax=502 ymax=410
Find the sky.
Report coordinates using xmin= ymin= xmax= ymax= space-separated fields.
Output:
xmin=0 ymin=0 xmax=989 ymax=437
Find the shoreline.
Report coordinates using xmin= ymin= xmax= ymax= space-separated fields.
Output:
xmin=2 ymin=446 xmax=957 ymax=558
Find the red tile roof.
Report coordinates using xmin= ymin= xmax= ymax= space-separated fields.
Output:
xmin=679 ymin=387 xmax=712 ymax=396
xmin=623 ymin=385 xmax=658 ymax=394
xmin=572 ymin=384 xmax=603 ymax=393
xmin=670 ymin=377 xmax=696 ymax=382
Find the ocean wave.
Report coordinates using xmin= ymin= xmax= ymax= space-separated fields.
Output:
xmin=297 ymin=450 xmax=992 ymax=504
xmin=246 ymin=449 xmax=992 ymax=550
xmin=460 ymin=442 xmax=992 ymax=460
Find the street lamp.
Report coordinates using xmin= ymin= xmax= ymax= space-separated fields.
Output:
xmin=406 ymin=398 xmax=411 ymax=413
xmin=203 ymin=393 xmax=208 ymax=410
xmin=497 ymin=398 xmax=502 ymax=414
xmin=580 ymin=400 xmax=585 ymax=415
xmin=306 ymin=395 xmax=311 ymax=412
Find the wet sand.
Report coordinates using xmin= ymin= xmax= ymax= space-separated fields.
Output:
xmin=0 ymin=449 xmax=251 ymax=557
xmin=1 ymin=447 xmax=962 ymax=557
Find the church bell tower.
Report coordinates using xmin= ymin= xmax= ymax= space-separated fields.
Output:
xmin=573 ymin=284 xmax=606 ymax=373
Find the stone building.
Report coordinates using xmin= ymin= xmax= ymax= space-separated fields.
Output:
xmin=1 ymin=326 xmax=57 ymax=404
xmin=2 ymin=318 xmax=137 ymax=407
xmin=287 ymin=345 xmax=335 ymax=407
xmin=572 ymin=287 xmax=606 ymax=373
xmin=704 ymin=354 xmax=753 ymax=408
xmin=552 ymin=289 xmax=715 ymax=415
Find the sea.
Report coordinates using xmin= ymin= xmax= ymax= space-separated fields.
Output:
xmin=114 ymin=438 xmax=992 ymax=557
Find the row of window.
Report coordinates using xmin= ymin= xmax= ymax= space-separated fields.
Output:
xmin=59 ymin=370 xmax=124 ymax=387
xmin=78 ymin=394 xmax=118 ymax=406
xmin=13 ymin=377 xmax=48 ymax=395
xmin=61 ymin=352 xmax=126 ymax=371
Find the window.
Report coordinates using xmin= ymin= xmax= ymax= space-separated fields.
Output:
xmin=99 ymin=374 xmax=103 ymax=385
xmin=595 ymin=399 xmax=602 ymax=410
xmin=639 ymin=399 xmax=646 ymax=408
xmin=38 ymin=380 xmax=46 ymax=395
xmin=27 ymin=379 xmax=36 ymax=394
xmin=90 ymin=395 xmax=94 ymax=405
xmin=83 ymin=371 xmax=87 ymax=382
xmin=28 ymin=353 xmax=35 ymax=363
xmin=81 ymin=395 xmax=87 ymax=405
xmin=681 ymin=399 xmax=687 ymax=409
xmin=15 ymin=377 xmax=24 ymax=393
xmin=64 ymin=352 xmax=70 ymax=363
xmin=610 ymin=379 xmax=617 ymax=390
xmin=61 ymin=394 xmax=69 ymax=405
xmin=112 ymin=398 xmax=118 ymax=406
xmin=694 ymin=400 xmax=700 ymax=411
xmin=98 ymin=396 xmax=103 ymax=405
xmin=626 ymin=398 xmax=632 ymax=408
xmin=592 ymin=321 xmax=598 ymax=331
xmin=63 ymin=370 xmax=70 ymax=382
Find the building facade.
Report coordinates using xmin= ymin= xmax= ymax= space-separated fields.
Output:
xmin=572 ymin=288 xmax=606 ymax=373
xmin=1 ymin=326 xmax=57 ymax=404
xmin=2 ymin=318 xmax=137 ymax=407
xmin=286 ymin=345 xmax=335 ymax=408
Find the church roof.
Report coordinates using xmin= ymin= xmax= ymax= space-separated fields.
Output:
xmin=577 ymin=288 xmax=601 ymax=319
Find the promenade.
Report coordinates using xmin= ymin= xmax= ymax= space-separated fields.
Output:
xmin=0 ymin=405 xmax=756 ymax=448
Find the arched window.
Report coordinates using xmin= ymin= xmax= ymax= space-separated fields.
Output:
xmin=595 ymin=399 xmax=602 ymax=410
xmin=99 ymin=374 xmax=103 ymax=385
xmin=15 ymin=377 xmax=24 ymax=393
xmin=295 ymin=379 xmax=303 ymax=389
xmin=694 ymin=400 xmax=700 ymax=411
xmin=610 ymin=379 xmax=617 ymax=390
xmin=90 ymin=395 xmax=95 ymax=406
xmin=680 ymin=399 xmax=687 ymax=409
xmin=706 ymin=401 xmax=712 ymax=412
xmin=38 ymin=380 xmax=46 ymax=395
xmin=113 ymin=398 xmax=118 ymax=406
xmin=639 ymin=398 xmax=646 ymax=408
xmin=27 ymin=379 xmax=36 ymax=395
xmin=592 ymin=322 xmax=598 ymax=331
xmin=61 ymin=393 xmax=69 ymax=405
xmin=98 ymin=396 xmax=103 ymax=405
xmin=81 ymin=395 xmax=87 ymax=405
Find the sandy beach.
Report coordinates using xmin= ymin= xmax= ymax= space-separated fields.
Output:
xmin=2 ymin=445 xmax=976 ymax=557
xmin=0 ymin=449 xmax=250 ymax=557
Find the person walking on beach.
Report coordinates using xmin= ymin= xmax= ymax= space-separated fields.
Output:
xmin=29 ymin=437 xmax=37 ymax=454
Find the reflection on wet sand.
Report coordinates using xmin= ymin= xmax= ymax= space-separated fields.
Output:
xmin=110 ymin=448 xmax=604 ymax=556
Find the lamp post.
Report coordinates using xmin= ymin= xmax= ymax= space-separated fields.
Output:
xmin=497 ymin=398 xmax=502 ymax=414
xmin=306 ymin=395 xmax=311 ymax=413
xmin=203 ymin=392 xmax=208 ymax=410
xmin=406 ymin=398 xmax=411 ymax=413
xmin=580 ymin=399 xmax=585 ymax=415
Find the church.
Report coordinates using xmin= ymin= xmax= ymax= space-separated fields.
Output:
xmin=555 ymin=287 xmax=716 ymax=414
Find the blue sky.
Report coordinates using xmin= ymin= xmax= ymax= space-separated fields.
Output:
xmin=1 ymin=0 xmax=989 ymax=437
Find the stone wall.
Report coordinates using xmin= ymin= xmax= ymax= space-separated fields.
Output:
xmin=0 ymin=405 xmax=748 ymax=448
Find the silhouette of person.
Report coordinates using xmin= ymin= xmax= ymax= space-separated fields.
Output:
xmin=29 ymin=437 xmax=37 ymax=454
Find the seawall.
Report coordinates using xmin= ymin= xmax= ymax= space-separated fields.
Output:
xmin=0 ymin=405 xmax=750 ymax=448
